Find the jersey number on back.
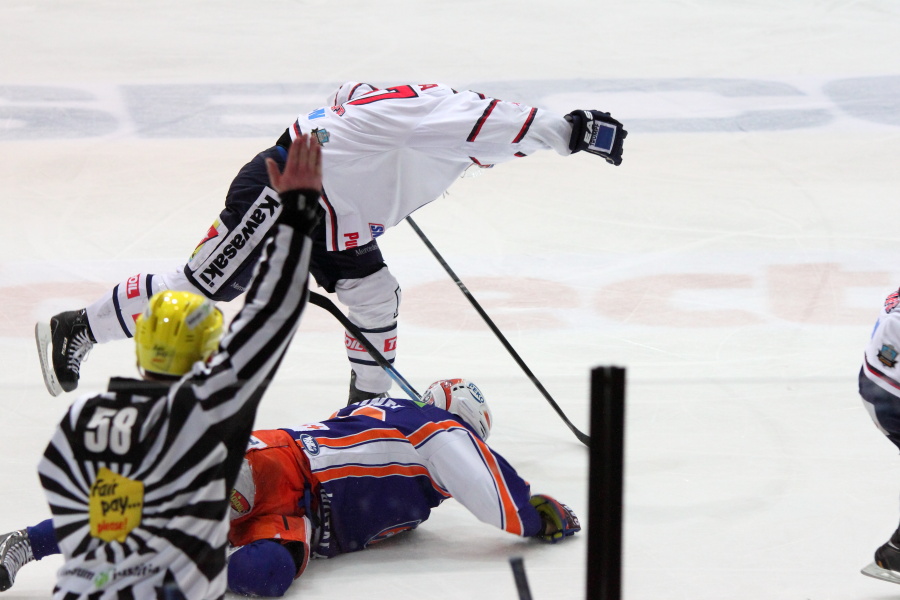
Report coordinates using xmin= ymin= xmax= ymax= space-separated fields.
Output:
xmin=344 ymin=84 xmax=436 ymax=106
xmin=84 ymin=406 xmax=139 ymax=455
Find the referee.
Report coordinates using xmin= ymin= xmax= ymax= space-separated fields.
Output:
xmin=37 ymin=134 xmax=323 ymax=600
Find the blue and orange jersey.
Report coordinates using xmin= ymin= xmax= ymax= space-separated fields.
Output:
xmin=276 ymin=397 xmax=543 ymax=556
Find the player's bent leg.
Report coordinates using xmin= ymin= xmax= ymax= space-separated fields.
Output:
xmin=35 ymin=269 xmax=210 ymax=396
xmin=35 ymin=149 xmax=278 ymax=396
xmin=335 ymin=267 xmax=401 ymax=401
xmin=182 ymin=149 xmax=283 ymax=302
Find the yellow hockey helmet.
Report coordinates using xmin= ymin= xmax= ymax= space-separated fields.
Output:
xmin=134 ymin=291 xmax=224 ymax=378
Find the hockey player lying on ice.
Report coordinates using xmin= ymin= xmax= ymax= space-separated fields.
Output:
xmin=1 ymin=379 xmax=581 ymax=597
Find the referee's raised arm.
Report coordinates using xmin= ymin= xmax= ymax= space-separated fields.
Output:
xmin=266 ymin=133 xmax=322 ymax=196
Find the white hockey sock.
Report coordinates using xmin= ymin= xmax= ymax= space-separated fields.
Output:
xmin=336 ymin=268 xmax=401 ymax=394
xmin=345 ymin=324 xmax=397 ymax=393
xmin=85 ymin=268 xmax=202 ymax=343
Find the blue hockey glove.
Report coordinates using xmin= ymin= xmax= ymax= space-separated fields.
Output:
xmin=227 ymin=540 xmax=297 ymax=597
xmin=530 ymin=494 xmax=581 ymax=543
xmin=565 ymin=110 xmax=627 ymax=166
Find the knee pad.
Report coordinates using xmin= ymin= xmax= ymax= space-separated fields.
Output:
xmin=335 ymin=268 xmax=401 ymax=328
xmin=184 ymin=180 xmax=282 ymax=301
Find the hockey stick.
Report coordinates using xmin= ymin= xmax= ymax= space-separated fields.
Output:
xmin=509 ymin=557 xmax=534 ymax=600
xmin=308 ymin=291 xmax=422 ymax=401
xmin=405 ymin=216 xmax=591 ymax=447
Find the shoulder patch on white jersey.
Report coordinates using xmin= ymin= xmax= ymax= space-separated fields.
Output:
xmin=878 ymin=344 xmax=899 ymax=368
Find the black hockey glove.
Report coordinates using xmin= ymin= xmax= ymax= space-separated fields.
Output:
xmin=530 ymin=494 xmax=581 ymax=543
xmin=565 ymin=110 xmax=627 ymax=166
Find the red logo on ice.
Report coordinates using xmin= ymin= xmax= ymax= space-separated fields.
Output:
xmin=126 ymin=275 xmax=141 ymax=299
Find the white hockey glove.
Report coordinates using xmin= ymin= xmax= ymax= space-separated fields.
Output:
xmin=565 ymin=110 xmax=627 ymax=166
xmin=530 ymin=494 xmax=581 ymax=544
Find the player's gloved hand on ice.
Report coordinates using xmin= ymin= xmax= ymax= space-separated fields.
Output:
xmin=530 ymin=494 xmax=581 ymax=543
xmin=565 ymin=110 xmax=627 ymax=166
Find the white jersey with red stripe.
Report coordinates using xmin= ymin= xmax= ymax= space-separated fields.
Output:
xmin=279 ymin=397 xmax=543 ymax=556
xmin=289 ymin=83 xmax=573 ymax=251
xmin=860 ymin=289 xmax=900 ymax=445
xmin=862 ymin=289 xmax=900 ymax=399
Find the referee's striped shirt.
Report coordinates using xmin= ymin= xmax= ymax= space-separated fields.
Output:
xmin=38 ymin=191 xmax=316 ymax=600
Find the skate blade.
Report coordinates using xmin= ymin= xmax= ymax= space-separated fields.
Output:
xmin=861 ymin=561 xmax=900 ymax=584
xmin=34 ymin=322 xmax=62 ymax=397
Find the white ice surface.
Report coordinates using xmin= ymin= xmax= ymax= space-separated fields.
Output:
xmin=3 ymin=1 xmax=900 ymax=598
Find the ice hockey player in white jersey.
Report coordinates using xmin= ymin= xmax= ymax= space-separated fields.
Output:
xmin=1 ymin=379 xmax=580 ymax=597
xmin=35 ymin=81 xmax=627 ymax=404
xmin=34 ymin=135 xmax=323 ymax=599
xmin=859 ymin=288 xmax=900 ymax=584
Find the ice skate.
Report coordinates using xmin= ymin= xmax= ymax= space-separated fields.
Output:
xmin=862 ymin=532 xmax=900 ymax=584
xmin=348 ymin=370 xmax=388 ymax=405
xmin=35 ymin=309 xmax=95 ymax=396
xmin=0 ymin=529 xmax=33 ymax=592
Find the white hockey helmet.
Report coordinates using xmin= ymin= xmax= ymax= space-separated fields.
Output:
xmin=422 ymin=378 xmax=493 ymax=441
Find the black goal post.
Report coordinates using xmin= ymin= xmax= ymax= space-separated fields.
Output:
xmin=587 ymin=366 xmax=626 ymax=600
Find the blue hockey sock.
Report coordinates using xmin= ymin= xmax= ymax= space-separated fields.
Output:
xmin=26 ymin=519 xmax=60 ymax=560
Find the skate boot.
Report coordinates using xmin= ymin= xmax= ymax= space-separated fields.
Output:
xmin=862 ymin=528 xmax=900 ymax=584
xmin=35 ymin=309 xmax=95 ymax=396
xmin=0 ymin=529 xmax=34 ymax=592
xmin=348 ymin=370 xmax=389 ymax=405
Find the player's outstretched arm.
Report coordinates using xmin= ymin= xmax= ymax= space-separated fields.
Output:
xmin=529 ymin=494 xmax=582 ymax=543
xmin=566 ymin=110 xmax=628 ymax=166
